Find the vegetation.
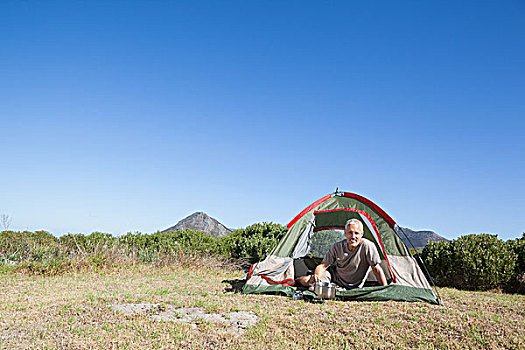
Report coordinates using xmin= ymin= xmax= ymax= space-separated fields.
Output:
xmin=0 ymin=229 xmax=229 ymax=275
xmin=505 ymin=233 xmax=525 ymax=293
xmin=421 ymin=233 xmax=524 ymax=293
xmin=219 ymin=222 xmax=287 ymax=263
xmin=0 ymin=223 xmax=286 ymax=273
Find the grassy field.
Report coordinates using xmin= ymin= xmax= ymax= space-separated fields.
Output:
xmin=0 ymin=264 xmax=523 ymax=350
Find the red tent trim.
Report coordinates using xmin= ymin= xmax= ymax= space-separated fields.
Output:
xmin=341 ymin=192 xmax=397 ymax=228
xmin=287 ymin=192 xmax=397 ymax=230
xmin=260 ymin=274 xmax=295 ymax=286
xmin=287 ymin=194 xmax=332 ymax=229
xmin=247 ymin=264 xmax=255 ymax=280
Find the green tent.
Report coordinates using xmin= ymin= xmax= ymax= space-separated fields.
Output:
xmin=242 ymin=191 xmax=441 ymax=304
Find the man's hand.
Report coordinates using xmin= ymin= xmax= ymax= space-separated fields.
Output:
xmin=305 ymin=274 xmax=319 ymax=286
xmin=313 ymin=262 xmax=329 ymax=285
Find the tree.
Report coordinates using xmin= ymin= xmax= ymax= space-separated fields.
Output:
xmin=1 ymin=214 xmax=11 ymax=230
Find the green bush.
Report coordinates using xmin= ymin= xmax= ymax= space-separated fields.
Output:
xmin=505 ymin=233 xmax=525 ymax=293
xmin=421 ymin=234 xmax=517 ymax=291
xmin=0 ymin=231 xmax=59 ymax=263
xmin=152 ymin=229 xmax=222 ymax=255
xmin=220 ymin=222 xmax=287 ymax=263
xmin=0 ymin=229 xmax=226 ymax=271
xmin=59 ymin=232 xmax=116 ymax=254
xmin=119 ymin=230 xmax=222 ymax=262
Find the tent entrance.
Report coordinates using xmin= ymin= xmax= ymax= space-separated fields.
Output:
xmin=313 ymin=208 xmax=397 ymax=282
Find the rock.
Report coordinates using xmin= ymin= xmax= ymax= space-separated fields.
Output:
xmin=110 ymin=303 xmax=258 ymax=335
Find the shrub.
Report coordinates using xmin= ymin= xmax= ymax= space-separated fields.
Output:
xmin=152 ymin=229 xmax=222 ymax=255
xmin=0 ymin=231 xmax=59 ymax=263
xmin=118 ymin=230 xmax=222 ymax=262
xmin=0 ymin=229 xmax=228 ymax=273
xmin=220 ymin=222 xmax=287 ymax=263
xmin=59 ymin=232 xmax=116 ymax=254
xmin=421 ymin=234 xmax=517 ymax=291
xmin=505 ymin=233 xmax=525 ymax=293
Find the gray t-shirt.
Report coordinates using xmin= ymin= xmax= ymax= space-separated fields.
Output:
xmin=322 ymin=238 xmax=382 ymax=289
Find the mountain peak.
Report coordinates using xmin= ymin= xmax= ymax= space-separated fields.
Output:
xmin=162 ymin=212 xmax=232 ymax=237
xmin=398 ymin=227 xmax=448 ymax=250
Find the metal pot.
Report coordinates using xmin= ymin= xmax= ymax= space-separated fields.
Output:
xmin=313 ymin=282 xmax=337 ymax=299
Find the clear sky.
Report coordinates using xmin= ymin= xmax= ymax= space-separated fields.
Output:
xmin=1 ymin=1 xmax=524 ymax=240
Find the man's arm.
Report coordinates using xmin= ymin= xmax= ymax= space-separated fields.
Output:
xmin=314 ymin=262 xmax=330 ymax=283
xmin=295 ymin=262 xmax=330 ymax=287
xmin=371 ymin=264 xmax=387 ymax=286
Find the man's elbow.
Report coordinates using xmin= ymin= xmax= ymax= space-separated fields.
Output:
xmin=372 ymin=265 xmax=387 ymax=286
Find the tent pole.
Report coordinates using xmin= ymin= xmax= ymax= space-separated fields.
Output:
xmin=397 ymin=226 xmax=444 ymax=306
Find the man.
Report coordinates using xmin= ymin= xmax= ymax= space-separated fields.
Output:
xmin=296 ymin=218 xmax=388 ymax=288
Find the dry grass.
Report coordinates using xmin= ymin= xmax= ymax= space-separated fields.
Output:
xmin=0 ymin=264 xmax=523 ymax=350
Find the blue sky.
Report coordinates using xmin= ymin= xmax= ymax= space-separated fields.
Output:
xmin=1 ymin=1 xmax=524 ymax=240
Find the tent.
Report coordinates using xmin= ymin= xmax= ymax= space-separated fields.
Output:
xmin=242 ymin=191 xmax=441 ymax=304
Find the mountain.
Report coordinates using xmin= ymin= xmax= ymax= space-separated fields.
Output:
xmin=162 ymin=212 xmax=232 ymax=237
xmin=397 ymin=227 xmax=448 ymax=250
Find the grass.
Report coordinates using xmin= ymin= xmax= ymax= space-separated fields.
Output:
xmin=0 ymin=264 xmax=523 ymax=350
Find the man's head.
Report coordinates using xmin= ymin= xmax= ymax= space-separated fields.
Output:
xmin=344 ymin=219 xmax=364 ymax=250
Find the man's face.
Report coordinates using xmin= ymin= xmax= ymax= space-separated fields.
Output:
xmin=344 ymin=222 xmax=364 ymax=250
